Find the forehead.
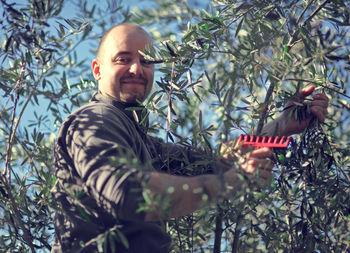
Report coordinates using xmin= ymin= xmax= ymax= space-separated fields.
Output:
xmin=102 ymin=27 xmax=152 ymax=57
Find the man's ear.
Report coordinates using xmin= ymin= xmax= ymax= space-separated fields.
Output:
xmin=92 ymin=59 xmax=101 ymax=80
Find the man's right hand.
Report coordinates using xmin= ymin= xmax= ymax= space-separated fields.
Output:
xmin=224 ymin=147 xmax=274 ymax=189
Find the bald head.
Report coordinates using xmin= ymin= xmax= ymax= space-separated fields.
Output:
xmin=97 ymin=23 xmax=152 ymax=61
xmin=91 ymin=23 xmax=155 ymax=103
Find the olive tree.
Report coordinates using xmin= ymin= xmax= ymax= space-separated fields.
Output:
xmin=0 ymin=0 xmax=349 ymax=252
xmin=0 ymin=0 xmax=130 ymax=252
xmin=133 ymin=0 xmax=350 ymax=252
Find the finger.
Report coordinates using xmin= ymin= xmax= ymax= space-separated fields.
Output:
xmin=310 ymin=103 xmax=328 ymax=116
xmin=248 ymin=147 xmax=273 ymax=159
xmin=311 ymin=99 xmax=329 ymax=108
xmin=310 ymin=104 xmax=328 ymax=118
xmin=299 ymin=85 xmax=315 ymax=99
xmin=241 ymin=159 xmax=256 ymax=174
xmin=312 ymin=93 xmax=329 ymax=103
xmin=311 ymin=106 xmax=327 ymax=122
xmin=256 ymin=164 xmax=273 ymax=184
xmin=243 ymin=157 xmax=273 ymax=173
xmin=284 ymin=86 xmax=321 ymax=111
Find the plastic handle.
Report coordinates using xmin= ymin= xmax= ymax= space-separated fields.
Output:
xmin=237 ymin=134 xmax=293 ymax=149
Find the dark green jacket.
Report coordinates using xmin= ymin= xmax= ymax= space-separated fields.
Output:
xmin=51 ymin=92 xmax=212 ymax=253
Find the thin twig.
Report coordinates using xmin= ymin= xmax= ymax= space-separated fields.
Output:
xmin=75 ymin=225 xmax=121 ymax=253
xmin=284 ymin=78 xmax=350 ymax=99
xmin=295 ymin=0 xmax=315 ymax=26
xmin=2 ymin=60 xmax=43 ymax=253
xmin=227 ymin=7 xmax=253 ymax=28
xmin=1 ymin=61 xmax=37 ymax=253
xmin=287 ymin=0 xmax=331 ymax=51
xmin=302 ymin=0 xmax=332 ymax=26
xmin=256 ymin=82 xmax=275 ymax=135
xmin=166 ymin=62 xmax=175 ymax=172
xmin=3 ymin=62 xmax=26 ymax=179
xmin=0 ymin=175 xmax=36 ymax=253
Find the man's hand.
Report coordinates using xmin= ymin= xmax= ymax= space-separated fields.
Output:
xmin=280 ymin=85 xmax=329 ymax=136
xmin=240 ymin=147 xmax=274 ymax=182
xmin=261 ymin=85 xmax=329 ymax=137
xmin=224 ymin=147 xmax=274 ymax=189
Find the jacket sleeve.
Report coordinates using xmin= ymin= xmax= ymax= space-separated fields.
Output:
xmin=64 ymin=104 xmax=151 ymax=221
xmin=147 ymin=135 xmax=217 ymax=176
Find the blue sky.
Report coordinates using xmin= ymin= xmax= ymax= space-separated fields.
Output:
xmin=0 ymin=0 xmax=165 ymax=134
xmin=10 ymin=0 xmax=208 ymax=139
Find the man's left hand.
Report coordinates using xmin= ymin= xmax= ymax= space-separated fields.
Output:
xmin=279 ymin=85 xmax=329 ymax=136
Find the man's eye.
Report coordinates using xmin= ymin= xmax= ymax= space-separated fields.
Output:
xmin=114 ymin=57 xmax=130 ymax=64
xmin=141 ymin=59 xmax=153 ymax=65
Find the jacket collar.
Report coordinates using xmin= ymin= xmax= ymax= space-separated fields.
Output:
xmin=90 ymin=91 xmax=148 ymax=127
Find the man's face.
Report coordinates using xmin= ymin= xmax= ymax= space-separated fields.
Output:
xmin=92 ymin=26 xmax=154 ymax=103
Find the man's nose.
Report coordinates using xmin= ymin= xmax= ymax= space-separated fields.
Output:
xmin=129 ymin=60 xmax=143 ymax=76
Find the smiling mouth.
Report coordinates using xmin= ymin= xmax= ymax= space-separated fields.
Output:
xmin=121 ymin=79 xmax=147 ymax=86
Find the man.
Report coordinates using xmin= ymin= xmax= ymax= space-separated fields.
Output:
xmin=51 ymin=23 xmax=329 ymax=252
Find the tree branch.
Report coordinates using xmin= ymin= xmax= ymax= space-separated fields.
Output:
xmin=287 ymin=0 xmax=332 ymax=51
xmin=256 ymin=82 xmax=275 ymax=136
xmin=3 ymin=62 xmax=26 ymax=179
xmin=295 ymin=0 xmax=315 ymax=26
xmin=231 ymin=214 xmax=243 ymax=253
xmin=302 ymin=0 xmax=332 ymax=26
xmin=284 ymin=78 xmax=350 ymax=99
xmin=213 ymin=207 xmax=223 ymax=253
xmin=2 ymin=59 xmax=41 ymax=253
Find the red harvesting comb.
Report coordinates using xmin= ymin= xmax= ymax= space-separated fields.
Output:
xmin=237 ymin=134 xmax=293 ymax=149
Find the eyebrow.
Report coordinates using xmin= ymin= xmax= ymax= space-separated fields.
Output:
xmin=116 ymin=51 xmax=132 ymax=55
xmin=111 ymin=51 xmax=148 ymax=60
xmin=111 ymin=51 xmax=132 ymax=58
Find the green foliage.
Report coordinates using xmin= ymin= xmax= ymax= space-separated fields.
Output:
xmin=134 ymin=0 xmax=350 ymax=252
xmin=1 ymin=0 xmax=349 ymax=252
xmin=0 ymin=0 xmax=131 ymax=252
